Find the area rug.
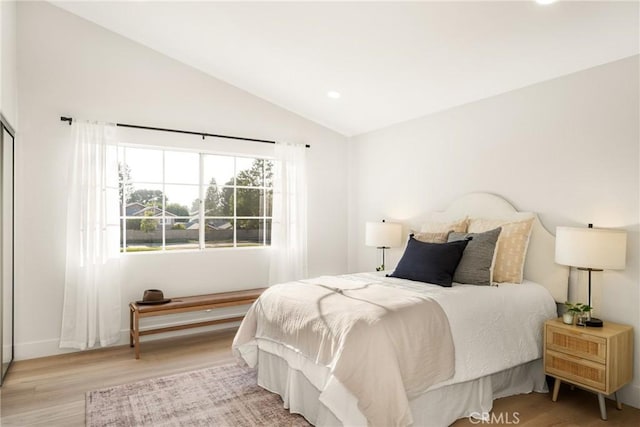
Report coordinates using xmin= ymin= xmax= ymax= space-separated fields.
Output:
xmin=86 ymin=363 xmax=311 ymax=426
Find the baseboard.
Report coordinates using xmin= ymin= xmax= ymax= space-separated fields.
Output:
xmin=15 ymin=338 xmax=80 ymax=361
xmin=14 ymin=318 xmax=241 ymax=361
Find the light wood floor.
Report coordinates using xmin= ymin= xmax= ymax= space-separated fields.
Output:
xmin=1 ymin=328 xmax=638 ymax=426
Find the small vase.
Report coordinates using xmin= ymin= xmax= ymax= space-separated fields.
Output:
xmin=562 ymin=313 xmax=574 ymax=325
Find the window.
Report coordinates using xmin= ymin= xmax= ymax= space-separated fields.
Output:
xmin=119 ymin=146 xmax=273 ymax=252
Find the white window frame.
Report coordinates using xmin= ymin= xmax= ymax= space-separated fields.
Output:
xmin=119 ymin=144 xmax=273 ymax=253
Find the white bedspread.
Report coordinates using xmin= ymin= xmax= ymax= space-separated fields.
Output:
xmin=369 ymin=273 xmax=557 ymax=386
xmin=234 ymin=273 xmax=556 ymax=426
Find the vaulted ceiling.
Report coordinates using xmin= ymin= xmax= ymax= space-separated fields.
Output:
xmin=51 ymin=1 xmax=639 ymax=136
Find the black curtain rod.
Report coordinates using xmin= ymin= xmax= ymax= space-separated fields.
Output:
xmin=60 ymin=116 xmax=310 ymax=148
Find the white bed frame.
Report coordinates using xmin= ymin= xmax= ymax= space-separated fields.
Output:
xmin=438 ymin=192 xmax=569 ymax=302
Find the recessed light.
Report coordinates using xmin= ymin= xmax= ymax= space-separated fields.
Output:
xmin=327 ymin=91 xmax=341 ymax=99
xmin=535 ymin=0 xmax=557 ymax=5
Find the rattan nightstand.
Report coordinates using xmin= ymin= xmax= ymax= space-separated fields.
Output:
xmin=544 ymin=318 xmax=633 ymax=420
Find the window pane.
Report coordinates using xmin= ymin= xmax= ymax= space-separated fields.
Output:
xmin=208 ymin=186 xmax=234 ymax=216
xmin=203 ymin=155 xmax=235 ymax=188
xmin=236 ymin=188 xmax=265 ymax=216
xmin=166 ymin=218 xmax=199 ymax=250
xmin=265 ymin=219 xmax=272 ymax=245
xmin=203 ymin=180 xmax=226 ymax=216
xmin=237 ymin=219 xmax=265 ymax=246
xmin=205 ymin=219 xmax=234 ymax=248
xmin=235 ymin=157 xmax=264 ymax=187
xmin=265 ymin=190 xmax=273 ymax=217
xmin=164 ymin=184 xmax=199 ymax=216
xmin=125 ymin=218 xmax=162 ymax=252
xmin=165 ymin=151 xmax=199 ymax=184
xmin=125 ymin=147 xmax=162 ymax=183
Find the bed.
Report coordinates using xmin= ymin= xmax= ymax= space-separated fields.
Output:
xmin=233 ymin=193 xmax=569 ymax=426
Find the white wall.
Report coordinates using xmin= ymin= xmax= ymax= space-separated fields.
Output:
xmin=348 ymin=56 xmax=640 ymax=407
xmin=15 ymin=2 xmax=348 ymax=359
xmin=0 ymin=0 xmax=18 ymax=126
xmin=14 ymin=0 xmax=640 ymax=410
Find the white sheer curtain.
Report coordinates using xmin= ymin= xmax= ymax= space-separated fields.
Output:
xmin=60 ymin=121 xmax=122 ymax=350
xmin=269 ymin=142 xmax=308 ymax=285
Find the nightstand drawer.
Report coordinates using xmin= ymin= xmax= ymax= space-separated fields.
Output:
xmin=545 ymin=349 xmax=606 ymax=391
xmin=546 ymin=325 xmax=606 ymax=364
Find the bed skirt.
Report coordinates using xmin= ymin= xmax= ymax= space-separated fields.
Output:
xmin=255 ymin=349 xmax=548 ymax=427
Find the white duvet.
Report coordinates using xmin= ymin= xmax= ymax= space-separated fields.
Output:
xmin=369 ymin=273 xmax=557 ymax=386
xmin=234 ymin=272 xmax=556 ymax=426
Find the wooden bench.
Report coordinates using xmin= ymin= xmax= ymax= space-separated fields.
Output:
xmin=129 ymin=288 xmax=266 ymax=359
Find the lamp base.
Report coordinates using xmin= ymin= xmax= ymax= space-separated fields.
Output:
xmin=586 ymin=317 xmax=604 ymax=327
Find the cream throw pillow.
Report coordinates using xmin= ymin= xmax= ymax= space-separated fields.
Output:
xmin=413 ymin=230 xmax=452 ymax=244
xmin=468 ymin=217 xmax=534 ymax=283
xmin=420 ymin=217 xmax=468 ymax=234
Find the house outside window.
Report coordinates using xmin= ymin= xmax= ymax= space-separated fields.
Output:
xmin=119 ymin=146 xmax=273 ymax=252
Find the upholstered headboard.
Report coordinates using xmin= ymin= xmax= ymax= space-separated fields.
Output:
xmin=436 ymin=192 xmax=569 ymax=302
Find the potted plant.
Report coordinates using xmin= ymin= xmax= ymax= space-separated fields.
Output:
xmin=562 ymin=302 xmax=575 ymax=324
xmin=563 ymin=302 xmax=592 ymax=326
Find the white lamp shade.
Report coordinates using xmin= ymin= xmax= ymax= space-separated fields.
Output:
xmin=365 ymin=221 xmax=402 ymax=248
xmin=555 ymin=226 xmax=627 ymax=270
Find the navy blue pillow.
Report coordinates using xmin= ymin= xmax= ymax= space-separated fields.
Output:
xmin=388 ymin=236 xmax=470 ymax=287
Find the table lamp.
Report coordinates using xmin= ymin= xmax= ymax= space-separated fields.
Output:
xmin=365 ymin=220 xmax=402 ymax=271
xmin=555 ymin=224 xmax=627 ymax=327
